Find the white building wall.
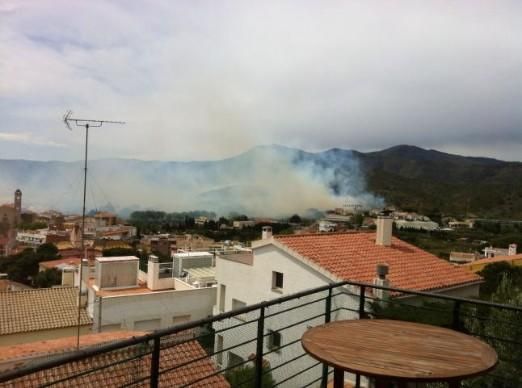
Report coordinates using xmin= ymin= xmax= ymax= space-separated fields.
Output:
xmin=214 ymin=245 xmax=360 ymax=387
xmin=92 ymin=287 xmax=216 ymax=332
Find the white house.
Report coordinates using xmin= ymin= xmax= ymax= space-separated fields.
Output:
xmin=87 ymin=255 xmax=216 ymax=333
xmin=213 ymin=219 xmax=482 ymax=387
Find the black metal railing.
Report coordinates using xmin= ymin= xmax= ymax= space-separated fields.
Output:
xmin=0 ymin=280 xmax=521 ymax=387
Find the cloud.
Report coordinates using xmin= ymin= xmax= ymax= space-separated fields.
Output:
xmin=0 ymin=132 xmax=66 ymax=147
xmin=1 ymin=1 xmax=521 ymax=161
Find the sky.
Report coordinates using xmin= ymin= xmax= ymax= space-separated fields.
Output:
xmin=1 ymin=0 xmax=522 ymax=162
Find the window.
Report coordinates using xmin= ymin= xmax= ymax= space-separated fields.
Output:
xmin=232 ymin=298 xmax=246 ymax=310
xmin=216 ymin=335 xmax=224 ymax=366
xmin=228 ymin=352 xmax=244 ymax=368
xmin=134 ymin=318 xmax=161 ymax=331
xmin=232 ymin=298 xmax=247 ymax=321
xmin=219 ymin=284 xmax=226 ymax=312
xmin=268 ymin=330 xmax=282 ymax=352
xmin=272 ymin=271 xmax=284 ymax=290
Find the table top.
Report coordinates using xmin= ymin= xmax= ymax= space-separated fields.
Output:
xmin=301 ymin=319 xmax=498 ymax=382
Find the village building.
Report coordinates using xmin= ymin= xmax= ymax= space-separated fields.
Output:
xmin=213 ymin=218 xmax=481 ymax=386
xmin=86 ymin=255 xmax=216 ymax=333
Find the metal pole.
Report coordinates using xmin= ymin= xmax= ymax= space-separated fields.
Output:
xmin=76 ymin=123 xmax=89 ymax=350
xmin=254 ymin=306 xmax=265 ymax=388
xmin=321 ymin=287 xmax=333 ymax=388
xmin=150 ymin=337 xmax=161 ymax=388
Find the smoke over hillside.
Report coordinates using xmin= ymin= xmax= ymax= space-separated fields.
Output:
xmin=0 ymin=145 xmax=382 ymax=217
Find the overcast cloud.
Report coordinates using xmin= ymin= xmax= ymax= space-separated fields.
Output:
xmin=1 ymin=0 xmax=521 ymax=161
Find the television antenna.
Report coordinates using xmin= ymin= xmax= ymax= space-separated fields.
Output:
xmin=63 ymin=111 xmax=125 ymax=349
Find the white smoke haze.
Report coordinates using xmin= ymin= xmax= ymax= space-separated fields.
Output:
xmin=0 ymin=146 xmax=383 ymax=217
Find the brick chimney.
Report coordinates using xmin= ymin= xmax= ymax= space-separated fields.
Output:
xmin=262 ymin=226 xmax=273 ymax=240
xmin=373 ymin=263 xmax=390 ymax=300
xmin=376 ymin=211 xmax=393 ymax=246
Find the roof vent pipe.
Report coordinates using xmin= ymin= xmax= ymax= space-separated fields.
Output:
xmin=262 ymin=226 xmax=273 ymax=240
xmin=373 ymin=263 xmax=390 ymax=300
xmin=376 ymin=210 xmax=393 ymax=247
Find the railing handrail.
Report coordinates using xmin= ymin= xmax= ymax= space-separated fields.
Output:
xmin=1 ymin=279 xmax=520 ymax=383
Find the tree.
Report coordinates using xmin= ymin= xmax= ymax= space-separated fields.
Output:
xmin=478 ymin=262 xmax=522 ymax=299
xmin=463 ymin=276 xmax=522 ymax=387
xmin=102 ymin=247 xmax=137 ymax=257
xmin=224 ymin=363 xmax=275 ymax=388
xmin=36 ymin=243 xmax=59 ymax=260
xmin=34 ymin=268 xmax=62 ymax=288
xmin=288 ymin=214 xmax=302 ymax=224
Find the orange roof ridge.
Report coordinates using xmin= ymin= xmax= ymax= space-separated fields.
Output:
xmin=273 ymin=232 xmax=481 ymax=293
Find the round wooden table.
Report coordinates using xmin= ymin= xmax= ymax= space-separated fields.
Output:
xmin=301 ymin=319 xmax=498 ymax=388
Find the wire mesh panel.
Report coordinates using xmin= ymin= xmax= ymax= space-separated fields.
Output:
xmin=1 ymin=281 xmax=521 ymax=388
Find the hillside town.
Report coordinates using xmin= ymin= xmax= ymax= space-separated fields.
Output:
xmin=1 ymin=187 xmax=521 ymax=386
xmin=2 ymin=2 xmax=522 ymax=386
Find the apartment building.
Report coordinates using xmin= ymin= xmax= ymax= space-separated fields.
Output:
xmin=87 ymin=255 xmax=216 ymax=333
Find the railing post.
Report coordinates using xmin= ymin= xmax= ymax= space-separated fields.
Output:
xmin=452 ymin=300 xmax=462 ymax=331
xmin=356 ymin=286 xmax=366 ymax=388
xmin=358 ymin=285 xmax=366 ymax=319
xmin=254 ymin=306 xmax=265 ymax=388
xmin=321 ymin=287 xmax=333 ymax=388
xmin=150 ymin=337 xmax=161 ymax=388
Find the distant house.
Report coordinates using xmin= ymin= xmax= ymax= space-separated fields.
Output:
xmin=0 ymin=287 xmax=91 ymax=346
xmin=483 ymin=244 xmax=517 ymax=258
xmin=232 ymin=220 xmax=256 ymax=229
xmin=38 ymin=258 xmax=82 ymax=287
xmin=449 ymin=251 xmax=480 ymax=264
xmin=394 ymin=219 xmax=439 ymax=231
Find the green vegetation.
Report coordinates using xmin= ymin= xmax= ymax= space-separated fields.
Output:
xmin=0 ymin=243 xmax=59 ymax=286
xmin=129 ymin=210 xmax=217 ymax=234
xmin=359 ymin=145 xmax=522 ymax=218
xmin=224 ymin=363 xmax=275 ymax=388
xmin=33 ymin=268 xmax=62 ymax=288
xmin=18 ymin=221 xmax=48 ymax=230
xmin=128 ymin=210 xmax=295 ymax=244
xmin=395 ymin=223 xmax=522 ymax=260
xmin=102 ymin=247 xmax=137 ymax=257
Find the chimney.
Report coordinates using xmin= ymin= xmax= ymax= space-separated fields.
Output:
xmin=373 ymin=263 xmax=390 ymax=300
xmin=376 ymin=211 xmax=393 ymax=246
xmin=509 ymin=244 xmax=517 ymax=256
xmin=262 ymin=226 xmax=273 ymax=240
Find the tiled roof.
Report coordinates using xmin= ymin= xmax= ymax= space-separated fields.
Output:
xmin=0 ymin=331 xmax=146 ymax=363
xmin=274 ymin=232 xmax=481 ymax=292
xmin=3 ymin=337 xmax=230 ymax=387
xmin=0 ymin=287 xmax=91 ymax=335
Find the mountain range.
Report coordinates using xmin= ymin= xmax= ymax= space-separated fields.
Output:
xmin=1 ymin=145 xmax=521 ymax=218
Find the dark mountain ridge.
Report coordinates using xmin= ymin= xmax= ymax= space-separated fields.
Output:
xmin=0 ymin=144 xmax=521 ymax=218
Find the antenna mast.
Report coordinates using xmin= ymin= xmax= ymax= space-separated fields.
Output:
xmin=63 ymin=111 xmax=125 ymax=349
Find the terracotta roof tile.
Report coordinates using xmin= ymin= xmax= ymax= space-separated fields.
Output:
xmin=0 ymin=287 xmax=91 ymax=335
xmin=275 ymin=232 xmax=481 ymax=292
xmin=1 ymin=336 xmax=229 ymax=388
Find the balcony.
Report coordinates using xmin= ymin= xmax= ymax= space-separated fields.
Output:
xmin=0 ymin=280 xmax=521 ymax=387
